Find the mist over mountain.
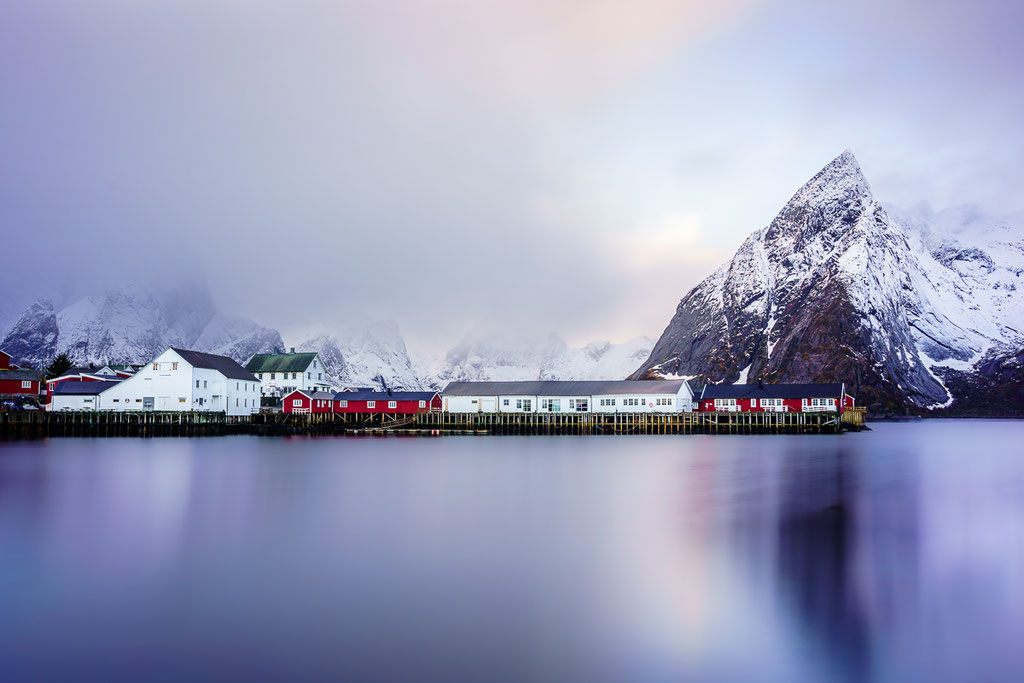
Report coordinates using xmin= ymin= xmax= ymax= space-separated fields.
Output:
xmin=633 ymin=150 xmax=1024 ymax=415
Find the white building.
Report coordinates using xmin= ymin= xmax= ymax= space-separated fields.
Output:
xmin=441 ymin=380 xmax=694 ymax=414
xmin=100 ymin=348 xmax=261 ymax=416
xmin=245 ymin=350 xmax=331 ymax=397
xmin=49 ymin=380 xmax=122 ymax=411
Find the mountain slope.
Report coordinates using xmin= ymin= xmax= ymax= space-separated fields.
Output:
xmin=419 ymin=330 xmax=654 ymax=391
xmin=293 ymin=320 xmax=423 ymax=390
xmin=634 ymin=150 xmax=1024 ymax=415
xmin=1 ymin=283 xmax=283 ymax=368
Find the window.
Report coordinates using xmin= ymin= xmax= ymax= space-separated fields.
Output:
xmin=419 ymin=400 xmax=426 ymax=408
xmin=270 ymin=373 xmax=275 ymax=380
xmin=714 ymin=398 xmax=737 ymax=408
xmin=113 ymin=398 xmax=119 ymax=402
xmin=339 ymin=400 xmax=348 ymax=408
xmin=152 ymin=363 xmax=158 ymax=371
xmin=21 ymin=380 xmax=31 ymax=388
xmin=172 ymin=362 xmax=178 ymax=370
xmin=260 ymin=373 xmax=264 ymax=379
xmin=502 ymin=399 xmax=509 ymax=406
xmin=318 ymin=373 xmax=322 ymax=380
xmin=599 ymin=398 xmax=616 ymax=407
xmin=388 ymin=401 xmax=397 ymax=409
xmin=292 ymin=373 xmax=297 ymax=379
xmin=203 ymin=380 xmax=208 ymax=389
xmin=293 ymin=399 xmax=302 ymax=406
xmin=541 ymin=399 xmax=560 ymax=412
xmin=307 ymin=372 xmax=311 ymax=380
xmin=367 ymin=401 xmax=375 ymax=409
xmin=522 ymin=399 xmax=532 ymax=412
xmin=515 ymin=399 xmax=522 ymax=410
xmin=196 ymin=380 xmax=200 ymax=388
xmin=178 ymin=398 xmax=186 ymax=403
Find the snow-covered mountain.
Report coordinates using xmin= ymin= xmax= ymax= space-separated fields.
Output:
xmin=633 ymin=150 xmax=1024 ymax=415
xmin=293 ymin=320 xmax=423 ymax=390
xmin=418 ymin=330 xmax=654 ymax=390
xmin=1 ymin=283 xmax=283 ymax=368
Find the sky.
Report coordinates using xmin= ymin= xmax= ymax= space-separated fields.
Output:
xmin=2 ymin=0 xmax=1022 ymax=355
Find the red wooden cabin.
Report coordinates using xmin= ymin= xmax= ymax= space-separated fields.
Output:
xmin=0 ymin=370 xmax=40 ymax=397
xmin=333 ymin=391 xmax=441 ymax=414
xmin=699 ymin=381 xmax=848 ymax=413
xmin=283 ymin=390 xmax=336 ymax=414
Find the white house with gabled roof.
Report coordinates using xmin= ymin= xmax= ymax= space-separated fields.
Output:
xmin=245 ymin=349 xmax=330 ymax=397
xmin=100 ymin=348 xmax=260 ymax=416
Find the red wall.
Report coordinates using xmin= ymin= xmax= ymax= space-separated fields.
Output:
xmin=699 ymin=396 xmax=844 ymax=413
xmin=0 ymin=378 xmax=39 ymax=395
xmin=283 ymin=392 xmax=333 ymax=414
xmin=335 ymin=395 xmax=439 ymax=414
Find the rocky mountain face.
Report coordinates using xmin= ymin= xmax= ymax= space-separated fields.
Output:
xmin=294 ymin=321 xmax=423 ymax=391
xmin=1 ymin=283 xmax=283 ymax=369
xmin=633 ymin=150 xmax=1024 ymax=415
xmin=418 ymin=330 xmax=654 ymax=391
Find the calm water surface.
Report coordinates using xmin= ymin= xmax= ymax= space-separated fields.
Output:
xmin=1 ymin=421 xmax=1023 ymax=682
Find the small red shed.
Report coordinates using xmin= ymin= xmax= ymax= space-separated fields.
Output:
xmin=0 ymin=370 xmax=40 ymax=397
xmin=283 ymin=389 xmax=336 ymax=414
xmin=333 ymin=390 xmax=441 ymax=414
xmin=0 ymin=349 xmax=11 ymax=371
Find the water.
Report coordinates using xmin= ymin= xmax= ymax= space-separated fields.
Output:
xmin=1 ymin=421 xmax=1022 ymax=682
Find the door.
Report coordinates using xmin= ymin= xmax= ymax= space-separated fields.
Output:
xmin=143 ymin=397 xmax=154 ymax=410
xmin=480 ymin=398 xmax=495 ymax=413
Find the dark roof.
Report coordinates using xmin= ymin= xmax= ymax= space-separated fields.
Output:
xmin=170 ymin=348 xmax=260 ymax=382
xmin=700 ymin=382 xmax=845 ymax=400
xmin=284 ymin=389 xmax=335 ymax=400
xmin=245 ymin=353 xmax=317 ymax=373
xmin=0 ymin=370 xmax=39 ymax=382
xmin=52 ymin=380 xmax=121 ymax=395
xmin=440 ymin=380 xmax=691 ymax=397
xmin=333 ymin=390 xmax=439 ymax=402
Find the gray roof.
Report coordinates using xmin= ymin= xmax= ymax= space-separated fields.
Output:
xmin=441 ymin=380 xmax=690 ymax=397
xmin=333 ymin=390 xmax=439 ymax=402
xmin=700 ymin=382 xmax=845 ymax=400
xmin=52 ymin=380 xmax=121 ymax=395
xmin=171 ymin=348 xmax=260 ymax=382
xmin=0 ymin=370 xmax=39 ymax=382
xmin=285 ymin=389 xmax=336 ymax=400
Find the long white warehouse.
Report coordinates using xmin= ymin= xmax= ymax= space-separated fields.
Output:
xmin=100 ymin=348 xmax=261 ymax=416
xmin=441 ymin=380 xmax=694 ymax=414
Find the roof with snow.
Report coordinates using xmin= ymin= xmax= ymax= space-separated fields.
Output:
xmin=333 ymin=390 xmax=439 ymax=402
xmin=441 ymin=380 xmax=691 ymax=396
xmin=700 ymin=382 xmax=845 ymax=400
xmin=246 ymin=353 xmax=317 ymax=373
xmin=52 ymin=380 xmax=121 ymax=395
xmin=170 ymin=348 xmax=260 ymax=382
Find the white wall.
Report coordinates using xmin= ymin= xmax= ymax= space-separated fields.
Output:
xmin=442 ymin=383 xmax=693 ymax=414
xmin=100 ymin=348 xmax=260 ymax=415
xmin=51 ymin=394 xmax=105 ymax=411
xmin=255 ymin=354 xmax=330 ymax=397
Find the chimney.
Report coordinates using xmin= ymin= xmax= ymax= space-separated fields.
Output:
xmin=758 ymin=377 xmax=764 ymax=389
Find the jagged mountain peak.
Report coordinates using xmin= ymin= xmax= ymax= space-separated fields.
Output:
xmin=634 ymin=149 xmax=1023 ymax=415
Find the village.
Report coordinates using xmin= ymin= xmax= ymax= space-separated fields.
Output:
xmin=0 ymin=346 xmax=865 ymax=435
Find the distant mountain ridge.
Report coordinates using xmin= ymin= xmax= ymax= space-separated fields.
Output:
xmin=0 ymin=283 xmax=283 ymax=369
xmin=633 ymin=150 xmax=1024 ymax=415
xmin=417 ymin=330 xmax=654 ymax=391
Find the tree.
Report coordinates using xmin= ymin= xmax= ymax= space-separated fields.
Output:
xmin=45 ymin=353 xmax=73 ymax=379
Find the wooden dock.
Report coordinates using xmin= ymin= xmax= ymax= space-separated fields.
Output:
xmin=1 ymin=408 xmax=865 ymax=440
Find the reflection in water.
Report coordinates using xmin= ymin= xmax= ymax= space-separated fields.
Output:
xmin=776 ymin=450 xmax=870 ymax=682
xmin=0 ymin=422 xmax=1023 ymax=682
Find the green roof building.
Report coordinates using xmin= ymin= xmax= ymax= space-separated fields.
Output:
xmin=245 ymin=350 xmax=330 ymax=397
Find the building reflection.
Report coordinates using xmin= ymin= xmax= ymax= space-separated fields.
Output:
xmin=775 ymin=448 xmax=871 ymax=682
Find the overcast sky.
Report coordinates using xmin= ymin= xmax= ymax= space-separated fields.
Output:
xmin=2 ymin=0 xmax=1021 ymax=354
